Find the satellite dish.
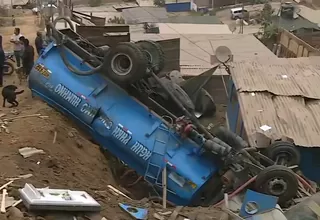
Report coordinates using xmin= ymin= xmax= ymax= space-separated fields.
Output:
xmin=215 ymin=46 xmax=232 ymax=63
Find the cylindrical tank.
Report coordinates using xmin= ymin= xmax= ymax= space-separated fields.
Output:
xmin=28 ymin=42 xmax=220 ymax=206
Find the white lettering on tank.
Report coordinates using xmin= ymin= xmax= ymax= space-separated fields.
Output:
xmin=99 ymin=116 xmax=112 ymax=129
xmin=112 ymin=126 xmax=132 ymax=145
xmin=54 ymin=84 xmax=81 ymax=107
xmin=80 ymin=103 xmax=97 ymax=118
xmin=131 ymin=142 xmax=152 ymax=161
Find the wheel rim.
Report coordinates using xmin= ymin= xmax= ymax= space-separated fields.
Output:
xmin=144 ymin=50 xmax=153 ymax=63
xmin=267 ymin=178 xmax=287 ymax=196
xmin=275 ymin=151 xmax=294 ymax=165
xmin=111 ymin=53 xmax=133 ymax=76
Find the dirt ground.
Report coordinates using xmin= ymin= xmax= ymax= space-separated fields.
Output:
xmin=0 ymin=10 xmax=224 ymax=220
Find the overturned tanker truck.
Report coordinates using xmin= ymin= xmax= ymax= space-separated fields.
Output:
xmin=28 ymin=17 xmax=301 ymax=206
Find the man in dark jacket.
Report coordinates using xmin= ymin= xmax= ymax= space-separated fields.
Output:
xmin=35 ymin=31 xmax=43 ymax=55
xmin=22 ymin=38 xmax=34 ymax=76
xmin=0 ymin=35 xmax=5 ymax=87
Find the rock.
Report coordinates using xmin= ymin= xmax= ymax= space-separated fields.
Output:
xmin=67 ymin=131 xmax=74 ymax=138
xmin=75 ymin=139 xmax=83 ymax=148
xmin=46 ymin=159 xmax=59 ymax=169
xmin=6 ymin=207 xmax=23 ymax=220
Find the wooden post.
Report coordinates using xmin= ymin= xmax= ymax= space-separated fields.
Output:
xmin=162 ymin=166 xmax=167 ymax=209
xmin=0 ymin=189 xmax=7 ymax=213
xmin=239 ymin=3 xmax=244 ymax=34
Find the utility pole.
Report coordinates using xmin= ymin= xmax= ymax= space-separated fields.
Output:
xmin=239 ymin=3 xmax=244 ymax=34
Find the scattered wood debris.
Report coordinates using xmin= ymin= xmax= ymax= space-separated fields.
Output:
xmin=6 ymin=174 xmax=33 ymax=181
xmin=0 ymin=194 xmax=18 ymax=209
xmin=3 ymin=114 xmax=47 ymax=122
xmin=1 ymin=189 xmax=7 ymax=213
xmin=52 ymin=131 xmax=57 ymax=144
xmin=107 ymin=185 xmax=132 ymax=200
xmin=0 ymin=119 xmax=10 ymax=134
xmin=19 ymin=147 xmax=45 ymax=158
xmin=0 ymin=114 xmax=48 ymax=135
xmin=0 ymin=182 xmax=13 ymax=192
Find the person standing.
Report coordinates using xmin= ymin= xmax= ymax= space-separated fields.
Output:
xmin=22 ymin=38 xmax=34 ymax=76
xmin=35 ymin=31 xmax=43 ymax=55
xmin=10 ymin=28 xmax=23 ymax=68
xmin=12 ymin=15 xmax=16 ymax=27
xmin=0 ymin=35 xmax=5 ymax=87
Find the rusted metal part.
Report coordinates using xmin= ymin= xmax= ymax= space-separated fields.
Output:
xmin=76 ymin=26 xmax=130 ymax=47
xmin=72 ymin=10 xmax=106 ymax=26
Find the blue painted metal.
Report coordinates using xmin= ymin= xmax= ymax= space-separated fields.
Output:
xmin=165 ymin=2 xmax=191 ymax=12
xmin=298 ymin=147 xmax=320 ymax=183
xmin=28 ymin=43 xmax=219 ymax=206
xmin=119 ymin=203 xmax=148 ymax=220
xmin=240 ymin=190 xmax=278 ymax=218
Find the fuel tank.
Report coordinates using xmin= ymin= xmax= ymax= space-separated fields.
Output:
xmin=28 ymin=43 xmax=219 ymax=205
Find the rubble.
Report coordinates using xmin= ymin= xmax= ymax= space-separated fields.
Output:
xmin=18 ymin=147 xmax=45 ymax=158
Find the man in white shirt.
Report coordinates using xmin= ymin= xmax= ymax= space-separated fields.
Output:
xmin=10 ymin=27 xmax=23 ymax=68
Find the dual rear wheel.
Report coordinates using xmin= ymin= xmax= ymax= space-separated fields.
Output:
xmin=103 ymin=41 xmax=165 ymax=86
xmin=255 ymin=141 xmax=301 ymax=204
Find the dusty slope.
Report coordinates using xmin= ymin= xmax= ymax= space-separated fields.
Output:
xmin=0 ymin=10 xmax=132 ymax=220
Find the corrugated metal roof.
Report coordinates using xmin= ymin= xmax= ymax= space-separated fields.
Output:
xmin=122 ymin=7 xmax=168 ymax=24
xmin=157 ymin=23 xmax=232 ymax=34
xmin=298 ymin=5 xmax=320 ymax=25
xmin=231 ymin=57 xmax=320 ymax=148
xmin=164 ymin=15 xmax=222 ymax=24
xmin=131 ymin=33 xmax=277 ymax=75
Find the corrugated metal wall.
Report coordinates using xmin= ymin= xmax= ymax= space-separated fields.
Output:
xmin=165 ymin=2 xmax=191 ymax=12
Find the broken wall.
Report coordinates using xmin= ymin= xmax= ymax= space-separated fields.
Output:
xmin=279 ymin=29 xmax=320 ymax=58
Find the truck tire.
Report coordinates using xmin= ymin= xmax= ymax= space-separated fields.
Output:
xmin=254 ymin=165 xmax=298 ymax=205
xmin=265 ymin=141 xmax=300 ymax=166
xmin=104 ymin=42 xmax=147 ymax=85
xmin=160 ymin=78 xmax=195 ymax=113
xmin=3 ymin=62 xmax=14 ymax=75
xmin=135 ymin=40 xmax=165 ymax=74
xmin=212 ymin=126 xmax=248 ymax=151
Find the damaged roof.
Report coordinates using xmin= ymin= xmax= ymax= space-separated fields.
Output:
xmin=231 ymin=57 xmax=320 ymax=148
xmin=131 ymin=33 xmax=277 ymax=76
